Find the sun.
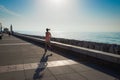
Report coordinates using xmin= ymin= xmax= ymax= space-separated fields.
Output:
xmin=34 ymin=0 xmax=71 ymax=11
xmin=51 ymin=0 xmax=64 ymax=4
xmin=49 ymin=0 xmax=68 ymax=6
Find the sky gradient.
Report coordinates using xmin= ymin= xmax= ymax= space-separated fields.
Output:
xmin=0 ymin=0 xmax=120 ymax=33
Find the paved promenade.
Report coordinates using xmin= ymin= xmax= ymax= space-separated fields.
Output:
xmin=0 ymin=34 xmax=119 ymax=80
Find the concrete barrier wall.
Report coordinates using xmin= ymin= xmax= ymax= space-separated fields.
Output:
xmin=21 ymin=34 xmax=120 ymax=55
xmin=13 ymin=33 xmax=120 ymax=64
xmin=52 ymin=38 xmax=120 ymax=55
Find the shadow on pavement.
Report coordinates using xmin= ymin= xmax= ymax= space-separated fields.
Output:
xmin=33 ymin=52 xmax=52 ymax=80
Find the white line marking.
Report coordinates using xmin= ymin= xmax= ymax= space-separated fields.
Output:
xmin=0 ymin=43 xmax=31 ymax=46
xmin=0 ymin=60 xmax=78 ymax=73
xmin=2 ymin=39 xmax=19 ymax=40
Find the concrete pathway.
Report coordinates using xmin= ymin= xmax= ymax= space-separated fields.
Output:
xmin=0 ymin=34 xmax=119 ymax=80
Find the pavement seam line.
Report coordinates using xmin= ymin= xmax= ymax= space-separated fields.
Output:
xmin=0 ymin=43 xmax=31 ymax=46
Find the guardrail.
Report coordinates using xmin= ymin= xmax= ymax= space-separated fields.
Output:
xmin=13 ymin=33 xmax=120 ymax=64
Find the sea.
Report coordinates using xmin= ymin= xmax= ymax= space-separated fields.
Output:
xmin=18 ymin=31 xmax=120 ymax=45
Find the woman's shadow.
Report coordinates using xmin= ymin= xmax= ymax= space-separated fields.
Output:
xmin=33 ymin=52 xmax=52 ymax=80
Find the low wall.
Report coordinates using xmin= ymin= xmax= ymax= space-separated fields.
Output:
xmin=13 ymin=33 xmax=120 ymax=65
xmin=21 ymin=34 xmax=120 ymax=55
xmin=52 ymin=38 xmax=120 ymax=55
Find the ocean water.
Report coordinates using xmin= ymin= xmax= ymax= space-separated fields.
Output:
xmin=52 ymin=32 xmax=120 ymax=45
xmin=18 ymin=31 xmax=120 ymax=45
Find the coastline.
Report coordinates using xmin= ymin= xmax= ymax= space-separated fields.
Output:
xmin=18 ymin=33 xmax=120 ymax=55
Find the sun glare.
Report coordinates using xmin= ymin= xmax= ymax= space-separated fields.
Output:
xmin=51 ymin=0 xmax=64 ymax=4
xmin=35 ymin=0 xmax=73 ymax=8
xmin=49 ymin=0 xmax=69 ymax=6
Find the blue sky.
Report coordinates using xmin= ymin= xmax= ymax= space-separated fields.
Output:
xmin=0 ymin=0 xmax=32 ymax=12
xmin=0 ymin=0 xmax=34 ymax=15
xmin=86 ymin=0 xmax=120 ymax=16
xmin=0 ymin=0 xmax=120 ymax=33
